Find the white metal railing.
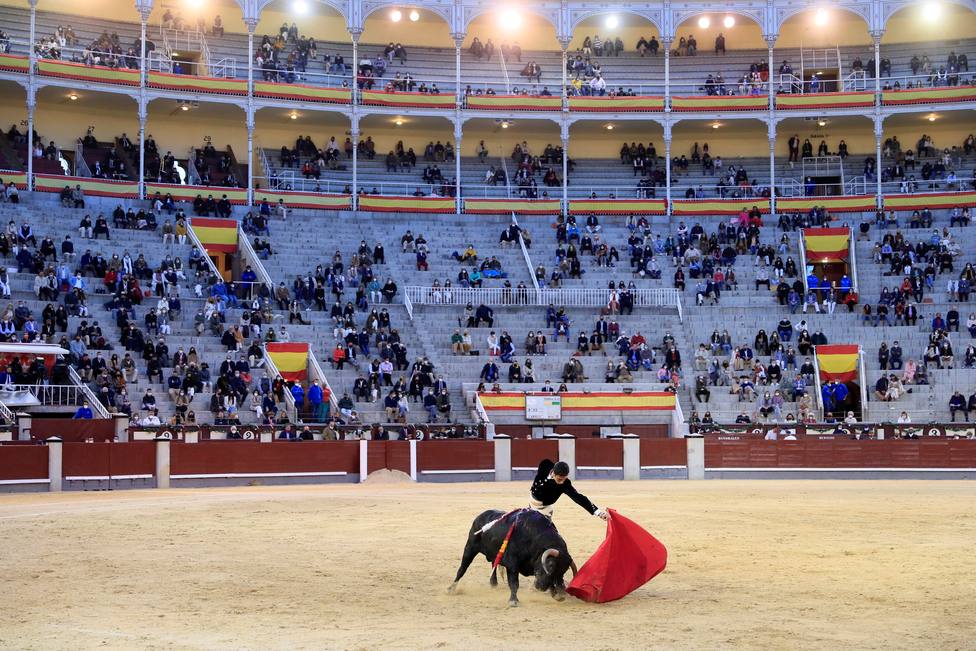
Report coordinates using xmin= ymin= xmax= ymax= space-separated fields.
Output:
xmin=185 ymin=220 xmax=224 ymax=280
xmin=779 ymin=178 xmax=803 ymax=198
xmin=498 ymin=48 xmax=512 ymax=95
xmin=845 ymin=176 xmax=866 ymax=195
xmin=812 ymin=349 xmax=825 ymax=421
xmin=237 ymin=225 xmax=273 ymax=290
xmin=261 ymin=349 xmax=297 ymax=422
xmin=473 ymin=391 xmax=489 ymax=424
xmin=802 ymin=155 xmax=841 ymax=178
xmin=848 ymin=225 xmax=859 ymax=294
xmin=11 ymin=383 xmax=107 ymax=415
xmin=672 ymin=394 xmax=689 ymax=438
xmin=186 ymin=147 xmax=201 ymax=185
xmin=778 ymin=73 xmax=802 ymax=94
xmin=403 ymin=287 xmax=413 ymax=320
xmin=0 ymin=399 xmax=14 ymax=423
xmin=403 ymin=286 xmax=681 ymax=310
xmin=74 ymin=140 xmax=91 ymax=177
xmin=844 ymin=69 xmax=867 ymax=92
xmin=857 ymin=345 xmax=868 ymax=422
xmin=798 ymin=229 xmax=810 ymax=294
xmin=68 ymin=367 xmax=111 ymax=418
xmin=511 ymin=212 xmax=540 ymax=296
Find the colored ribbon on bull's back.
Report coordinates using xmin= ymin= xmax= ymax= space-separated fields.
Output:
xmin=266 ymin=343 xmax=309 ymax=381
xmin=803 ymin=227 xmax=850 ymax=262
xmin=567 ymin=509 xmax=667 ymax=603
xmin=816 ymin=344 xmax=860 ymax=383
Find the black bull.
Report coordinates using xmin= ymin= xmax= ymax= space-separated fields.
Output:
xmin=448 ymin=509 xmax=578 ymax=607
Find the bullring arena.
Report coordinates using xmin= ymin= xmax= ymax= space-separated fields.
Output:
xmin=5 ymin=0 xmax=976 ymax=646
xmin=1 ymin=480 xmax=973 ymax=650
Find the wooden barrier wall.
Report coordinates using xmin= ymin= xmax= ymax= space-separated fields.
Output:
xmin=0 ymin=444 xmax=48 ymax=481
xmin=640 ymin=439 xmax=689 ymax=467
xmin=31 ymin=419 xmax=117 ymax=442
xmin=365 ymin=440 xmax=411 ymax=475
xmin=511 ymin=439 xmax=559 ymax=469
xmin=704 ymin=438 xmax=976 ymax=468
xmin=576 ymin=438 xmax=623 ymax=468
xmin=171 ymin=441 xmax=361 ymax=475
xmin=417 ymin=441 xmax=494 ymax=471
xmin=62 ymin=442 xmax=155 ymax=478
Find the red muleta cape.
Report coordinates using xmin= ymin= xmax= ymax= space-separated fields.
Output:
xmin=566 ymin=509 xmax=667 ymax=603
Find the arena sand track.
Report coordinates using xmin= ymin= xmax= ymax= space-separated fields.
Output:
xmin=0 ymin=481 xmax=973 ymax=651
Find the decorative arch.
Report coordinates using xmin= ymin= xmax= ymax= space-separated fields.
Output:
xmin=568 ymin=9 xmax=663 ymax=37
xmin=361 ymin=0 xmax=454 ymax=28
xmin=256 ymin=0 xmax=350 ymax=24
xmin=670 ymin=7 xmax=766 ymax=41
xmin=882 ymin=0 xmax=976 ymax=29
xmin=460 ymin=5 xmax=560 ymax=38
xmin=774 ymin=4 xmax=872 ymax=36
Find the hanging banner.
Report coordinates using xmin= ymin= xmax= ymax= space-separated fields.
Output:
xmin=883 ymin=191 xmax=976 ymax=211
xmin=479 ymin=392 xmax=675 ymax=411
xmin=33 ymin=174 xmax=138 ymax=198
xmin=568 ymin=96 xmax=665 ymax=112
xmin=670 ymin=95 xmax=769 ymax=112
xmin=671 ymin=199 xmax=770 ymax=215
xmin=190 ymin=217 xmax=238 ymax=253
xmin=253 ymin=82 xmax=352 ymax=104
xmin=254 ymin=189 xmax=351 ymax=210
xmin=882 ymin=86 xmax=976 ymax=106
xmin=0 ymin=53 xmax=29 ymax=73
xmin=816 ymin=344 xmax=860 ymax=383
xmin=148 ymin=71 xmax=247 ymax=95
xmin=37 ymin=59 xmax=140 ymax=86
xmin=358 ymin=195 xmax=455 ymax=213
xmin=361 ymin=90 xmax=456 ymax=109
xmin=775 ymin=91 xmax=874 ymax=110
xmin=463 ymin=198 xmax=560 ymax=215
xmin=777 ymin=195 xmax=876 ymax=213
xmin=568 ymin=199 xmax=668 ymax=215
xmin=465 ymin=95 xmax=562 ymax=111
xmin=0 ymin=170 xmax=28 ymax=189
xmin=266 ymin=343 xmax=309 ymax=382
xmin=803 ymin=227 xmax=850 ymax=262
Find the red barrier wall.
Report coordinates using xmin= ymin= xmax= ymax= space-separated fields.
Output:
xmin=0 ymin=444 xmax=48 ymax=480
xmin=417 ymin=441 xmax=494 ymax=471
xmin=576 ymin=438 xmax=623 ymax=467
xmin=171 ymin=441 xmax=360 ymax=475
xmin=622 ymin=425 xmax=670 ymax=439
xmin=704 ymin=438 xmax=976 ymax=468
xmin=365 ymin=441 xmax=411 ymax=475
xmin=511 ymin=439 xmax=559 ymax=468
xmin=30 ymin=419 xmax=117 ymax=442
xmin=62 ymin=442 xmax=155 ymax=477
xmin=640 ymin=439 xmax=688 ymax=467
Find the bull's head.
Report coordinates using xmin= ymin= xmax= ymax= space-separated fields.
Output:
xmin=534 ymin=548 xmax=578 ymax=600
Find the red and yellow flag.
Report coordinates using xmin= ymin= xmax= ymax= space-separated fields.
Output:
xmin=190 ymin=217 xmax=238 ymax=253
xmin=803 ymin=227 xmax=849 ymax=262
xmin=266 ymin=343 xmax=309 ymax=382
xmin=479 ymin=392 xmax=675 ymax=411
xmin=816 ymin=345 xmax=860 ymax=383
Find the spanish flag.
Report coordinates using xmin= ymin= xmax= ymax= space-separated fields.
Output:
xmin=479 ymin=392 xmax=675 ymax=411
xmin=190 ymin=218 xmax=238 ymax=254
xmin=266 ymin=343 xmax=309 ymax=382
xmin=803 ymin=227 xmax=849 ymax=263
xmin=816 ymin=345 xmax=860 ymax=383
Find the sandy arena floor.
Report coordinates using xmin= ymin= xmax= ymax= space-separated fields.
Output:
xmin=0 ymin=480 xmax=973 ymax=651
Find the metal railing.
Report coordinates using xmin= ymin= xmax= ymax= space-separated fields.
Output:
xmin=848 ymin=225 xmax=859 ymax=294
xmin=73 ymin=139 xmax=91 ymax=177
xmin=10 ymin=383 xmax=105 ymax=414
xmin=811 ymin=350 xmax=825 ymax=421
xmin=798 ymin=231 xmax=810 ymax=295
xmin=261 ymin=349 xmax=297 ymax=422
xmin=185 ymin=219 xmax=224 ymax=280
xmin=403 ymin=288 xmax=413 ymax=320
xmin=68 ymin=366 xmax=111 ymax=418
xmin=236 ymin=224 xmax=274 ymax=292
xmin=857 ymin=345 xmax=868 ymax=422
xmin=402 ymin=285 xmax=682 ymax=311
xmin=0 ymin=399 xmax=14 ymax=423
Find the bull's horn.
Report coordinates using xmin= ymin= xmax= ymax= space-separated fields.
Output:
xmin=540 ymin=548 xmax=559 ymax=573
xmin=570 ymin=561 xmax=578 ymax=577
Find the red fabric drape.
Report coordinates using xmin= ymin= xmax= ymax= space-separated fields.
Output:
xmin=567 ymin=509 xmax=667 ymax=603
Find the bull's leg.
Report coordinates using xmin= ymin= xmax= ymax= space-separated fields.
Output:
xmin=506 ymin=566 xmax=520 ymax=607
xmin=489 ymin=565 xmax=507 ymax=588
xmin=448 ymin=539 xmax=479 ymax=594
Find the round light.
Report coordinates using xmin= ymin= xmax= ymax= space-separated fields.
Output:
xmin=501 ymin=121 xmax=509 ymax=129
xmin=293 ymin=0 xmax=309 ymax=15
xmin=723 ymin=15 xmax=735 ymax=28
xmin=68 ymin=93 xmax=78 ymax=100
xmin=605 ymin=124 xmax=614 ymax=130
xmin=394 ymin=118 xmax=404 ymax=126
xmin=698 ymin=16 xmax=711 ymax=29
xmin=817 ymin=119 xmax=827 ymax=127
xmin=180 ymin=105 xmax=189 ymax=111
xmin=390 ymin=9 xmax=402 ymax=22
xmin=923 ymin=2 xmax=943 ymax=21
xmin=712 ymin=122 xmax=720 ymax=129
xmin=499 ymin=9 xmax=522 ymax=30
xmin=928 ymin=114 xmax=937 ymax=122
xmin=408 ymin=9 xmax=419 ymax=21
xmin=290 ymin=112 xmax=298 ymax=120
xmin=605 ymin=15 xmax=619 ymax=30
xmin=814 ymin=8 xmax=829 ymax=26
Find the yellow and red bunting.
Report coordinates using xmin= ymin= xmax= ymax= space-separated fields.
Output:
xmin=883 ymin=191 xmax=976 ymax=211
xmin=253 ymin=81 xmax=352 ymax=104
xmin=569 ymin=199 xmax=668 ymax=215
xmin=255 ymin=189 xmax=352 ymax=210
xmin=882 ymin=85 xmax=976 ymax=106
xmin=670 ymin=95 xmax=769 ymax=112
xmin=360 ymin=90 xmax=456 ymax=109
xmin=568 ymin=95 xmax=665 ymax=112
xmin=478 ymin=392 xmax=676 ymax=411
xmin=0 ymin=53 xmax=30 ymax=73
xmin=465 ymin=95 xmax=562 ymax=111
xmin=37 ymin=59 xmax=140 ymax=86
xmin=775 ymin=91 xmax=874 ymax=110
xmin=816 ymin=344 xmax=860 ymax=383
xmin=803 ymin=227 xmax=849 ymax=263
xmin=144 ymin=183 xmax=248 ymax=205
xmin=33 ymin=174 xmax=138 ymax=198
xmin=777 ymin=195 xmax=876 ymax=213
xmin=671 ymin=199 xmax=770 ymax=216
xmin=0 ymin=170 xmax=28 ymax=189
xmin=463 ymin=198 xmax=560 ymax=215
xmin=147 ymin=71 xmax=248 ymax=95
xmin=266 ymin=342 xmax=309 ymax=382
xmin=358 ymin=195 xmax=455 ymax=213
xmin=190 ymin=217 xmax=238 ymax=253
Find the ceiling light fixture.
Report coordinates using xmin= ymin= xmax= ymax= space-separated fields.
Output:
xmin=712 ymin=122 xmax=720 ymax=129
xmin=395 ymin=118 xmax=404 ymax=126
xmin=409 ymin=9 xmax=420 ymax=21
xmin=923 ymin=1 xmax=943 ymax=21
xmin=817 ymin=119 xmax=827 ymax=127
xmin=390 ymin=9 xmax=402 ymax=22
xmin=293 ymin=0 xmax=309 ymax=15
xmin=605 ymin=124 xmax=614 ymax=130
xmin=814 ymin=8 xmax=829 ymax=26
xmin=723 ymin=15 xmax=735 ymax=28
xmin=68 ymin=92 xmax=78 ymax=100
xmin=290 ymin=112 xmax=298 ymax=120
xmin=499 ymin=8 xmax=522 ymax=30
xmin=501 ymin=121 xmax=510 ymax=129
xmin=181 ymin=104 xmax=190 ymax=111
xmin=928 ymin=114 xmax=937 ymax=122
xmin=605 ymin=15 xmax=619 ymax=30
xmin=698 ymin=16 xmax=711 ymax=29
